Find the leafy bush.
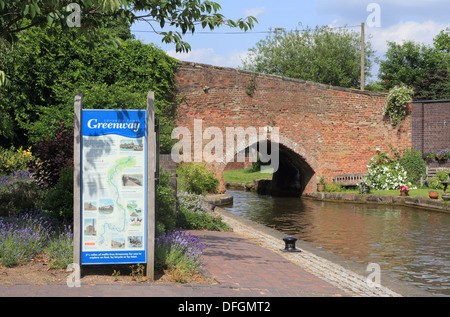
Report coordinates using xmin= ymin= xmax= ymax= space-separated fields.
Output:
xmin=156 ymin=171 xmax=177 ymax=235
xmin=365 ymin=160 xmax=411 ymax=190
xmin=177 ymin=163 xmax=219 ymax=195
xmin=428 ymin=176 xmax=444 ymax=190
xmin=41 ymin=167 xmax=74 ymax=221
xmin=0 ymin=171 xmax=46 ymax=217
xmin=383 ymin=85 xmax=414 ymax=126
xmin=176 ymin=191 xmax=230 ymax=231
xmin=324 ymin=182 xmax=342 ymax=192
xmin=399 ymin=148 xmax=426 ymax=185
xmin=0 ymin=146 xmax=33 ymax=176
xmin=0 ymin=26 xmax=178 ymax=152
xmin=155 ymin=230 xmax=206 ymax=283
xmin=437 ymin=169 xmax=450 ymax=182
xmin=28 ymin=121 xmax=73 ymax=188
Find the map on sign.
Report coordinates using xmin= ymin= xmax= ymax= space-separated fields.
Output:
xmin=81 ymin=110 xmax=147 ymax=265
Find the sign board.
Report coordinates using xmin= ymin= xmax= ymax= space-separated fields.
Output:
xmin=74 ymin=93 xmax=156 ymax=278
xmin=80 ymin=109 xmax=148 ymax=265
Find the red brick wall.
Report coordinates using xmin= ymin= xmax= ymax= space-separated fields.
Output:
xmin=174 ymin=62 xmax=412 ymax=194
xmin=412 ymin=100 xmax=450 ymax=168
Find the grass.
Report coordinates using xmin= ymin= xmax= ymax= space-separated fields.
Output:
xmin=223 ymin=167 xmax=273 ymax=184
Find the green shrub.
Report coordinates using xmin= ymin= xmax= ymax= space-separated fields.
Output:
xmin=437 ymin=169 xmax=450 ymax=182
xmin=155 ymin=230 xmax=205 ymax=283
xmin=383 ymin=85 xmax=414 ymax=126
xmin=324 ymin=182 xmax=342 ymax=192
xmin=427 ymin=176 xmax=444 ymax=190
xmin=41 ymin=167 xmax=74 ymax=221
xmin=176 ymin=191 xmax=230 ymax=231
xmin=399 ymin=148 xmax=426 ymax=185
xmin=44 ymin=224 xmax=73 ymax=269
xmin=156 ymin=172 xmax=177 ymax=235
xmin=0 ymin=171 xmax=46 ymax=217
xmin=177 ymin=163 xmax=219 ymax=195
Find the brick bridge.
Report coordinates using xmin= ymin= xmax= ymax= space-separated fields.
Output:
xmin=173 ymin=62 xmax=412 ymax=195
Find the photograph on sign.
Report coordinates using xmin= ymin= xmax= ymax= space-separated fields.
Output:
xmin=80 ymin=110 xmax=147 ymax=265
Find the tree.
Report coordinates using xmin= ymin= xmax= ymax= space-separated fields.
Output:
xmin=0 ymin=0 xmax=257 ymax=52
xmin=378 ymin=29 xmax=450 ymax=100
xmin=241 ymin=24 xmax=374 ymax=89
xmin=0 ymin=1 xmax=256 ymax=87
xmin=0 ymin=24 xmax=178 ymax=152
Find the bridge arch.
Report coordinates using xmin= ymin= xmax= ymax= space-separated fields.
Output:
xmin=217 ymin=135 xmax=319 ymax=196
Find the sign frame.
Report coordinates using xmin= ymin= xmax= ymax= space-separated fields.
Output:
xmin=73 ymin=92 xmax=156 ymax=279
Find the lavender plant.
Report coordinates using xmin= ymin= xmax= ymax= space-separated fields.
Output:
xmin=0 ymin=211 xmax=53 ymax=267
xmin=177 ymin=190 xmax=211 ymax=214
xmin=44 ymin=224 xmax=74 ymax=269
xmin=155 ymin=229 xmax=206 ymax=282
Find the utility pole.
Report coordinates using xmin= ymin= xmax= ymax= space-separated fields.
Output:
xmin=361 ymin=22 xmax=365 ymax=91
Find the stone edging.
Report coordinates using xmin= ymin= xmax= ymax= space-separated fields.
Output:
xmin=305 ymin=192 xmax=450 ymax=213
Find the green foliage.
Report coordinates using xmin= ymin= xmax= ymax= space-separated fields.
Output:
xmin=0 ymin=171 xmax=46 ymax=217
xmin=177 ymin=163 xmax=219 ymax=195
xmin=378 ymin=29 xmax=450 ymax=100
xmin=176 ymin=191 xmax=229 ymax=231
xmin=0 ymin=146 xmax=33 ymax=175
xmin=156 ymin=171 xmax=177 ymax=235
xmin=437 ymin=169 xmax=450 ymax=182
xmin=242 ymin=24 xmax=375 ymax=88
xmin=0 ymin=0 xmax=256 ymax=54
xmin=427 ymin=177 xmax=444 ymax=190
xmin=364 ymin=149 xmax=414 ymax=190
xmin=44 ymin=224 xmax=73 ymax=269
xmin=41 ymin=167 xmax=74 ymax=221
xmin=0 ymin=25 xmax=179 ymax=152
xmin=155 ymin=230 xmax=206 ymax=283
xmin=398 ymin=148 xmax=426 ymax=185
xmin=324 ymin=182 xmax=342 ymax=192
xmin=383 ymin=85 xmax=414 ymax=126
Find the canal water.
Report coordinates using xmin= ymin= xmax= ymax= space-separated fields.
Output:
xmin=223 ymin=189 xmax=450 ymax=297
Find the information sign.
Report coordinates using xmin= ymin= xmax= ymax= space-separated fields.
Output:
xmin=80 ymin=109 xmax=147 ymax=265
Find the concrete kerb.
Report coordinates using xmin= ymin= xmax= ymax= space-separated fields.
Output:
xmin=214 ymin=206 xmax=434 ymax=297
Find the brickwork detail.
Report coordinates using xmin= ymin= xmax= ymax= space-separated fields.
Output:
xmin=411 ymin=100 xmax=450 ymax=168
xmin=174 ymin=62 xmax=412 ymax=194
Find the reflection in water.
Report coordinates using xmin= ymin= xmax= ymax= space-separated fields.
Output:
xmin=223 ymin=190 xmax=450 ymax=296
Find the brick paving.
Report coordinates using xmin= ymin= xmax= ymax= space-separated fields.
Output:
xmin=0 ymin=229 xmax=347 ymax=297
xmin=1 ymin=209 xmax=429 ymax=297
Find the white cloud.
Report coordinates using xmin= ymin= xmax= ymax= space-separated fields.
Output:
xmin=368 ymin=20 xmax=450 ymax=54
xmin=244 ymin=7 xmax=267 ymax=18
xmin=165 ymin=48 xmax=250 ymax=68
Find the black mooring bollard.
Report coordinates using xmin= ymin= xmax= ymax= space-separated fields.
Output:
xmin=281 ymin=236 xmax=301 ymax=252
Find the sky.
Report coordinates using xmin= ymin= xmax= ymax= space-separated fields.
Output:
xmin=130 ymin=0 xmax=450 ymax=82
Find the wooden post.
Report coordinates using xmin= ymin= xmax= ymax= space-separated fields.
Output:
xmin=361 ymin=22 xmax=365 ymax=91
xmin=73 ymin=93 xmax=82 ymax=269
xmin=146 ymin=92 xmax=156 ymax=280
